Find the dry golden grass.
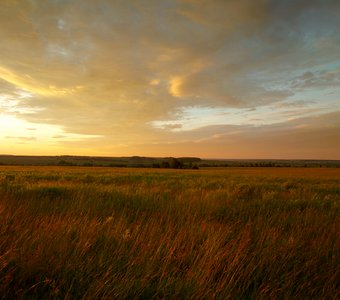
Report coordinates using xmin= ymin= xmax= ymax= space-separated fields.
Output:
xmin=0 ymin=167 xmax=339 ymax=299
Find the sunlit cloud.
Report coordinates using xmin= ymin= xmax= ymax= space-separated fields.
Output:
xmin=0 ymin=0 xmax=340 ymax=158
xmin=0 ymin=114 xmax=101 ymax=155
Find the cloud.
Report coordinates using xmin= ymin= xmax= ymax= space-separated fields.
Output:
xmin=52 ymin=135 xmax=66 ymax=139
xmin=127 ymin=111 xmax=340 ymax=159
xmin=0 ymin=0 xmax=340 ymax=158
xmin=6 ymin=136 xmax=37 ymax=141
xmin=291 ymin=69 xmax=340 ymax=90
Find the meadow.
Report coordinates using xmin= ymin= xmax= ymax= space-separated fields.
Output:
xmin=0 ymin=166 xmax=339 ymax=299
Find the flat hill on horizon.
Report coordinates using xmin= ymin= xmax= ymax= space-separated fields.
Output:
xmin=1 ymin=155 xmax=339 ymax=168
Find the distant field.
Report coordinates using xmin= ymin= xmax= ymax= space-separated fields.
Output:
xmin=0 ymin=167 xmax=339 ymax=299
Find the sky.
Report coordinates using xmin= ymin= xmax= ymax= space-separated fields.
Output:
xmin=1 ymin=0 xmax=340 ymax=159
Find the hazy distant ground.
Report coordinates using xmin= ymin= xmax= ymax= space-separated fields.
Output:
xmin=0 ymin=166 xmax=339 ymax=299
xmin=1 ymin=155 xmax=340 ymax=168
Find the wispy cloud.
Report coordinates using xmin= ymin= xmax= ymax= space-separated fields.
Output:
xmin=6 ymin=136 xmax=37 ymax=141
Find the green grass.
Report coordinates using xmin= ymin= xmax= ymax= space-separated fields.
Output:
xmin=0 ymin=167 xmax=339 ymax=299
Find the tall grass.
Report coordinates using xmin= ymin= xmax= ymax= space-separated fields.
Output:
xmin=0 ymin=167 xmax=339 ymax=299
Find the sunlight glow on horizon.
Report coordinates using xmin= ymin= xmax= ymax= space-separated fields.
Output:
xmin=0 ymin=114 xmax=102 ymax=156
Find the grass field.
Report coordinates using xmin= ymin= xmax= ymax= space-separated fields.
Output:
xmin=0 ymin=166 xmax=339 ymax=299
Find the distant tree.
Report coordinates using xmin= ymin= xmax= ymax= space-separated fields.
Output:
xmin=58 ymin=160 xmax=75 ymax=166
xmin=161 ymin=161 xmax=170 ymax=168
xmin=168 ymin=157 xmax=183 ymax=169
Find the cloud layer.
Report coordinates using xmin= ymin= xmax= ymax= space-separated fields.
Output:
xmin=1 ymin=0 xmax=340 ymax=158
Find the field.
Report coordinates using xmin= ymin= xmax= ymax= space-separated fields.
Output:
xmin=0 ymin=166 xmax=339 ymax=299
